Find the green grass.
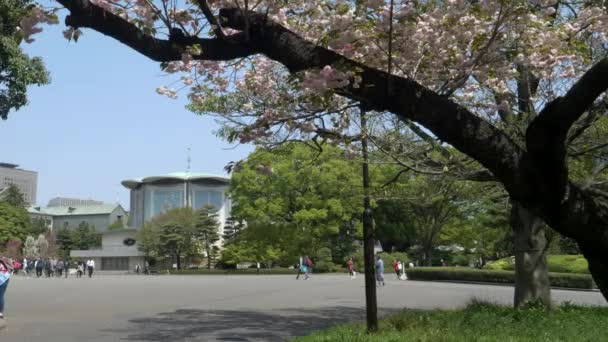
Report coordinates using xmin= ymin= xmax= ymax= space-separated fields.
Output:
xmin=484 ymin=255 xmax=589 ymax=274
xmin=294 ymin=301 xmax=608 ymax=341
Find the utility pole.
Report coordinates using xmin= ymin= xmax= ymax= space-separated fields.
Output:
xmin=360 ymin=107 xmax=378 ymax=332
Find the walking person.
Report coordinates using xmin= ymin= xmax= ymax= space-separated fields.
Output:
xmin=45 ymin=259 xmax=52 ymax=278
xmin=76 ymin=262 xmax=83 ymax=278
xmin=50 ymin=258 xmax=57 ymax=278
xmin=347 ymin=257 xmax=356 ymax=279
xmin=0 ymin=257 xmax=13 ymax=330
xmin=22 ymin=258 xmax=29 ymax=276
xmin=35 ymin=258 xmax=43 ymax=278
xmin=87 ymin=259 xmax=95 ymax=278
xmin=375 ymin=255 xmax=385 ymax=287
xmin=304 ymin=256 xmax=313 ymax=280
xmin=11 ymin=260 xmax=21 ymax=276
xmin=135 ymin=264 xmax=141 ymax=275
xmin=64 ymin=260 xmax=70 ymax=278
xmin=56 ymin=260 xmax=64 ymax=278
xmin=393 ymin=259 xmax=401 ymax=280
xmin=295 ymin=256 xmax=303 ymax=280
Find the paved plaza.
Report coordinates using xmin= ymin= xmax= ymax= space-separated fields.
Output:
xmin=2 ymin=274 xmax=606 ymax=341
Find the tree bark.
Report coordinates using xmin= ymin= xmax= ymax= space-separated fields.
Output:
xmin=176 ymin=252 xmax=182 ymax=270
xmin=511 ymin=202 xmax=551 ymax=307
xmin=207 ymin=244 xmax=212 ymax=269
xmin=423 ymin=248 xmax=433 ymax=266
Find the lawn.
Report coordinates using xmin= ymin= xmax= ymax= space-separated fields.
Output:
xmin=293 ymin=301 xmax=608 ymax=342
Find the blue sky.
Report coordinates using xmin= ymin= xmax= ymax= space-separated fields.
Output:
xmin=0 ymin=18 xmax=252 ymax=207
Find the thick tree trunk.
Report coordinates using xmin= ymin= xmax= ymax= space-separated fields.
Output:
xmin=423 ymin=248 xmax=433 ymax=266
xmin=511 ymin=202 xmax=551 ymax=307
xmin=585 ymin=255 xmax=608 ymax=300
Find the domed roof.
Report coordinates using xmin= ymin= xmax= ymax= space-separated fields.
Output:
xmin=121 ymin=172 xmax=230 ymax=189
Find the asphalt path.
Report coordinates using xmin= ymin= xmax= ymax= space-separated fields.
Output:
xmin=2 ymin=274 xmax=605 ymax=341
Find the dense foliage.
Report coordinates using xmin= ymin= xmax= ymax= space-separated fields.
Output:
xmin=0 ymin=0 xmax=48 ymax=119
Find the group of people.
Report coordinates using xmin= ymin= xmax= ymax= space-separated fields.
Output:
xmin=346 ymin=256 xmax=414 ymax=286
xmin=9 ymin=257 xmax=96 ymax=279
xmin=134 ymin=262 xmax=151 ymax=275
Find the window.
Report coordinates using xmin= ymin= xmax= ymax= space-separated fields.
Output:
xmin=152 ymin=190 xmax=183 ymax=218
xmin=193 ymin=190 xmax=223 ymax=210
xmin=101 ymin=257 xmax=129 ymax=271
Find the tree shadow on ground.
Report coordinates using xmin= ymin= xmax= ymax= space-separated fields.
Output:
xmin=109 ymin=306 xmax=401 ymax=342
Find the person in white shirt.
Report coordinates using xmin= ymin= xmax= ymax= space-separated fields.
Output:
xmin=86 ymin=259 xmax=95 ymax=278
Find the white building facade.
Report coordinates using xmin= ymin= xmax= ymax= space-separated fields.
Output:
xmin=71 ymin=172 xmax=231 ymax=271
xmin=122 ymin=172 xmax=231 ymax=241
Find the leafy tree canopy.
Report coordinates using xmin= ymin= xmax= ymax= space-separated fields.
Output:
xmin=0 ymin=0 xmax=49 ymax=119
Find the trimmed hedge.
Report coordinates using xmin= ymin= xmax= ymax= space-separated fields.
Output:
xmin=484 ymin=255 xmax=590 ymax=274
xmin=168 ymin=267 xmax=346 ymax=275
xmin=406 ymin=267 xmax=596 ymax=289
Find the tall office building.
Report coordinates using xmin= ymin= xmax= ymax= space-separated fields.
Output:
xmin=0 ymin=163 xmax=38 ymax=205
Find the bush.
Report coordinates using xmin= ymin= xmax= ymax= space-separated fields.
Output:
xmin=484 ymin=255 xmax=589 ymax=274
xmin=169 ymin=266 xmax=346 ymax=275
xmin=406 ymin=267 xmax=595 ymax=289
xmin=170 ymin=267 xmax=295 ymax=275
xmin=452 ymin=254 xmax=475 ymax=267
xmin=377 ymin=252 xmax=410 ymax=265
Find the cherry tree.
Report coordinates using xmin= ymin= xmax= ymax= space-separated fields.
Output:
xmin=21 ymin=0 xmax=608 ymax=309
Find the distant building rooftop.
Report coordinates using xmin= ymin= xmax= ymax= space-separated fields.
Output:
xmin=28 ymin=203 xmax=124 ymax=216
xmin=0 ymin=163 xmax=19 ymax=169
xmin=121 ymin=172 xmax=230 ymax=189
xmin=47 ymin=197 xmax=104 ymax=207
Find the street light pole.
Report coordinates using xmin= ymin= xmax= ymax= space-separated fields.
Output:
xmin=360 ymin=107 xmax=378 ymax=332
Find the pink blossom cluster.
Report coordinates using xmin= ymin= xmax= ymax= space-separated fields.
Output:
xmin=19 ymin=7 xmax=58 ymax=43
xmin=22 ymin=0 xmax=608 ymax=147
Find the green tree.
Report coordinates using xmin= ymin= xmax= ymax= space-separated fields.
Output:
xmin=23 ymin=235 xmax=38 ymax=258
xmin=158 ymin=222 xmax=188 ymax=270
xmin=56 ymin=227 xmax=73 ymax=258
xmin=0 ymin=201 xmax=28 ymax=245
xmin=70 ymin=222 xmax=101 ymax=250
xmin=374 ymin=199 xmax=415 ymax=253
xmin=137 ymin=207 xmax=197 ymax=270
xmin=107 ymin=219 xmax=125 ymax=231
xmin=27 ymin=217 xmax=50 ymax=236
xmin=0 ymin=0 xmax=49 ymax=119
xmin=194 ymin=205 xmax=220 ymax=269
xmin=2 ymin=183 xmax=27 ymax=207
xmin=36 ymin=233 xmax=48 ymax=257
xmin=229 ymin=143 xmax=363 ymax=265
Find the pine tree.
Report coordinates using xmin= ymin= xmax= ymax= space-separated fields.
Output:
xmin=195 ymin=205 xmax=220 ymax=269
xmin=2 ymin=183 xmax=27 ymax=208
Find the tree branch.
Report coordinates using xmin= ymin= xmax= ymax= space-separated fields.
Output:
xmin=193 ymin=0 xmax=225 ymax=39
xmin=525 ymin=58 xmax=608 ymax=211
xmin=57 ymin=0 xmax=254 ymax=62
xmin=59 ymin=3 xmax=525 ymax=196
